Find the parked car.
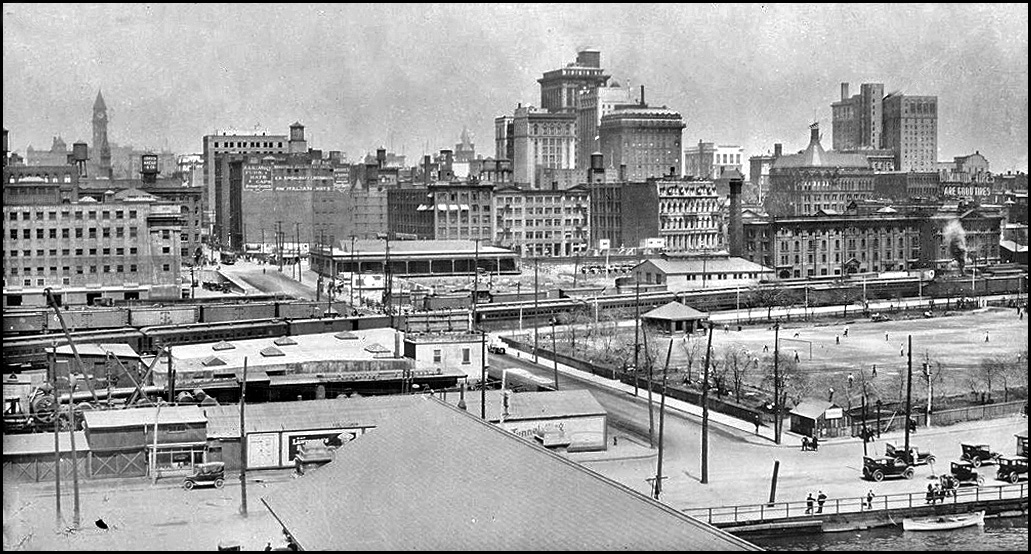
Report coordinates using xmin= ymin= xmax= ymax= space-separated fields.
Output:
xmin=948 ymin=460 xmax=984 ymax=487
xmin=863 ymin=456 xmax=915 ymax=482
xmin=995 ymin=456 xmax=1028 ymax=484
xmin=183 ymin=462 xmax=225 ymax=490
xmin=886 ymin=443 xmax=936 ymax=466
xmin=960 ymin=443 xmax=1001 ymax=467
xmin=487 ymin=341 xmax=507 ymax=355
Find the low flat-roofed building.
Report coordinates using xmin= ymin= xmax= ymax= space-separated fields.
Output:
xmin=452 ymin=389 xmax=608 ymax=451
xmin=310 ymin=239 xmax=520 ymax=279
xmin=204 ymin=396 xmax=417 ymax=471
xmin=3 ymin=431 xmax=89 ymax=483
xmin=403 ymin=331 xmax=484 ymax=382
xmin=631 ymin=257 xmax=774 ymax=292
xmin=261 ymin=395 xmax=758 ymax=551
xmin=162 ymin=329 xmax=466 ymax=402
xmin=82 ymin=405 xmax=207 ymax=478
xmin=641 ymin=301 xmax=709 ymax=335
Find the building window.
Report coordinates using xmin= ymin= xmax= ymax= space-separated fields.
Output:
xmin=162 ymin=264 xmax=170 ymax=272
xmin=462 ymin=348 xmax=471 ymax=364
xmin=433 ymin=349 xmax=442 ymax=363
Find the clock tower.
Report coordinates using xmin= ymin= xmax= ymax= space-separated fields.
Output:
xmin=92 ymin=90 xmax=112 ymax=178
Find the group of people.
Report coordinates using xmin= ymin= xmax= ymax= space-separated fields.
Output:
xmin=927 ymin=477 xmax=959 ymax=504
xmin=801 ymin=435 xmax=820 ymax=451
xmin=804 ymin=491 xmax=828 ymax=514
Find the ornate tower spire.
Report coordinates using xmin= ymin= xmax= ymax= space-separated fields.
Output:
xmin=92 ymin=90 xmax=112 ymax=178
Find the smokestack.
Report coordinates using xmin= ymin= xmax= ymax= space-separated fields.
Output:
xmin=774 ymin=143 xmax=782 ymax=159
xmin=810 ymin=123 xmax=820 ymax=145
xmin=619 ymin=163 xmax=627 ymax=182
xmin=728 ymin=173 xmax=744 ymax=257
xmin=841 ymin=82 xmax=849 ymax=101
xmin=423 ymin=155 xmax=432 ymax=185
xmin=640 ymin=85 xmax=645 ymax=107
xmin=376 ymin=148 xmax=386 ymax=168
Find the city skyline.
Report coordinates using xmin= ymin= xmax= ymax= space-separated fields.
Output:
xmin=3 ymin=3 xmax=1028 ymax=171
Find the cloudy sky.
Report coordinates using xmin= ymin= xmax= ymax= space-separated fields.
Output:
xmin=3 ymin=3 xmax=1028 ymax=171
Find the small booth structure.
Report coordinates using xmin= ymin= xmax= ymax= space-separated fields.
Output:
xmin=1018 ymin=432 xmax=1028 ymax=457
xmin=641 ymin=301 xmax=709 ymax=335
xmin=3 ymin=431 xmax=90 ymax=483
xmin=82 ymin=405 xmax=208 ymax=479
xmin=789 ymin=399 xmax=850 ymax=438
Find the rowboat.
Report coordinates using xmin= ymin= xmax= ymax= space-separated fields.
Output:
xmin=902 ymin=510 xmax=985 ymax=531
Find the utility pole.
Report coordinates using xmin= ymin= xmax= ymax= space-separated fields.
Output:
xmin=634 ymin=279 xmax=641 ymax=397
xmin=773 ymin=322 xmax=781 ymax=444
xmin=239 ymin=357 xmax=248 ymax=517
xmin=480 ymin=330 xmax=487 ymax=420
xmin=550 ymin=318 xmax=559 ymax=390
xmin=701 ymin=321 xmax=714 ymax=484
xmin=654 ymin=338 xmax=673 ymax=499
xmin=642 ymin=319 xmax=654 ymax=448
xmin=295 ymin=222 xmax=302 ymax=283
xmin=472 ymin=238 xmax=480 ymax=324
xmin=924 ymin=353 xmax=933 ymax=429
xmin=350 ymin=236 xmax=357 ymax=309
xmin=68 ymin=372 xmax=81 ymax=528
xmin=903 ymin=335 xmax=914 ymax=466
xmin=384 ymin=234 xmax=393 ymax=327
xmin=533 ymin=258 xmax=539 ymax=364
xmin=50 ymin=346 xmax=61 ymax=523
xmin=277 ymin=220 xmax=284 ymax=272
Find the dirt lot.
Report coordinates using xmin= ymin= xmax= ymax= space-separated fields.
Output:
xmin=550 ymin=306 xmax=1029 ymax=409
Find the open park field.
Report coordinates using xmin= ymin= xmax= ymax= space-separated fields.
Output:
xmin=550 ymin=306 xmax=1029 ymax=411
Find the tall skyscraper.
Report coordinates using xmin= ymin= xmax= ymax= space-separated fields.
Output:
xmin=831 ymin=82 xmax=884 ymax=151
xmin=511 ymin=105 xmax=576 ymax=188
xmin=576 ymin=83 xmax=633 ymax=170
xmin=538 ymin=49 xmax=611 ymax=114
xmin=92 ymin=90 xmax=112 ymax=179
xmin=882 ymin=93 xmax=938 ymax=172
xmin=599 ymin=94 xmax=685 ymax=182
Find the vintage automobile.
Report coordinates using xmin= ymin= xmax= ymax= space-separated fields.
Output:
xmin=948 ymin=460 xmax=985 ymax=487
xmin=960 ymin=443 xmax=1001 ymax=467
xmin=995 ymin=456 xmax=1028 ymax=484
xmin=863 ymin=456 xmax=915 ymax=482
xmin=886 ymin=443 xmax=936 ymax=466
xmin=183 ymin=462 xmax=225 ymax=490
xmin=487 ymin=341 xmax=507 ymax=355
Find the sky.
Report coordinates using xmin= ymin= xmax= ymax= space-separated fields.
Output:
xmin=3 ymin=3 xmax=1028 ymax=171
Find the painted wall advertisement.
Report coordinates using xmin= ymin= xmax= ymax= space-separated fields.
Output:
xmin=500 ymin=415 xmax=606 ymax=451
xmin=280 ymin=427 xmax=373 ymax=465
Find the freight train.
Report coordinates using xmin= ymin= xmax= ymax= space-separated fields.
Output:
xmin=2 ymin=300 xmax=353 ymax=335
xmin=2 ymin=314 xmax=392 ymax=372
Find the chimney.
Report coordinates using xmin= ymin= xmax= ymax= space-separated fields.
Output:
xmin=618 ymin=163 xmax=627 ymax=182
xmin=774 ymin=143 xmax=782 ymax=159
xmin=423 ymin=155 xmax=432 ymax=185
xmin=640 ymin=85 xmax=645 ymax=107
xmin=810 ymin=123 xmax=820 ymax=145
xmin=728 ymin=174 xmax=744 ymax=257
xmin=841 ymin=82 xmax=849 ymax=101
xmin=376 ymin=148 xmax=387 ymax=168
xmin=440 ymin=149 xmax=454 ymax=181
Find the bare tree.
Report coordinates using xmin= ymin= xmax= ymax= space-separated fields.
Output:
xmin=971 ymin=356 xmax=1008 ymax=404
xmin=722 ymin=345 xmax=752 ymax=403
xmin=761 ymin=353 xmax=810 ymax=412
xmin=833 ymin=285 xmax=863 ymax=318
xmin=679 ymin=336 xmax=706 ymax=385
xmin=749 ymin=285 xmax=787 ymax=322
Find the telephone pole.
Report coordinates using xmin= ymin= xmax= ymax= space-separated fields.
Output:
xmin=533 ymin=258 xmax=539 ymax=364
xmin=239 ymin=357 xmax=249 ymax=517
xmin=701 ymin=321 xmax=714 ymax=484
xmin=654 ymin=338 xmax=673 ymax=499
xmin=294 ymin=222 xmax=302 ymax=283
xmin=773 ymin=322 xmax=781 ymax=444
xmin=903 ymin=335 xmax=914 ymax=466
xmin=277 ymin=220 xmax=284 ymax=272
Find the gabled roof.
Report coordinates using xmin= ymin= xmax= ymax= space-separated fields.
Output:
xmin=83 ymin=405 xmax=206 ymax=429
xmin=790 ymin=399 xmax=839 ymax=420
xmin=261 ymin=396 xmax=757 ymax=551
xmin=642 ymin=301 xmax=708 ymax=321
xmin=640 ymin=257 xmax=773 ymax=275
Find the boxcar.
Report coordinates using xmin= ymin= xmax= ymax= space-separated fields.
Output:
xmin=3 ymin=310 xmax=48 ymax=334
xmin=2 ymin=327 xmax=145 ymax=371
xmin=276 ymin=301 xmax=326 ymax=320
xmin=199 ymin=302 xmax=278 ymax=323
xmin=140 ymin=319 xmax=289 ymax=351
xmin=50 ymin=308 xmax=130 ymax=332
xmin=128 ymin=306 xmax=201 ymax=327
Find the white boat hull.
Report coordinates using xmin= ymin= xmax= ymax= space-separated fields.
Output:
xmin=902 ymin=510 xmax=985 ymax=531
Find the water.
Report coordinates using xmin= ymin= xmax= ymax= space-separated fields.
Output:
xmin=753 ymin=516 xmax=1028 ymax=551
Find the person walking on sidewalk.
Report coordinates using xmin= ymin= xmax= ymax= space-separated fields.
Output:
xmin=816 ymin=491 xmax=827 ymax=513
xmin=865 ymin=489 xmax=875 ymax=510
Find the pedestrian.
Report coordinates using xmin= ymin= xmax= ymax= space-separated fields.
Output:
xmin=866 ymin=489 xmax=875 ymax=510
xmin=805 ymin=492 xmax=815 ymax=514
xmin=816 ymin=491 xmax=827 ymax=513
xmin=794 ymin=350 xmax=800 ymax=362
xmin=872 ymin=364 xmax=877 ymax=377
xmin=763 ymin=344 xmax=769 ymax=353
xmin=984 ymin=331 xmax=989 ymax=343
xmin=802 ymin=436 xmax=810 ymax=451
xmin=844 ymin=326 xmax=849 ymax=337
xmin=754 ymin=413 xmax=761 ymax=435
xmin=794 ymin=332 xmax=800 ymax=338
xmin=613 ymin=436 xmax=618 ymax=446
xmin=900 ymin=343 xmax=905 ymax=357
xmin=926 ymin=484 xmax=935 ymax=504
xmin=811 ymin=434 xmax=819 ymax=451
xmin=885 ymin=331 xmax=889 ymax=342
xmin=836 ymin=335 xmax=840 ymax=345
xmin=847 ymin=373 xmax=854 ymax=387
